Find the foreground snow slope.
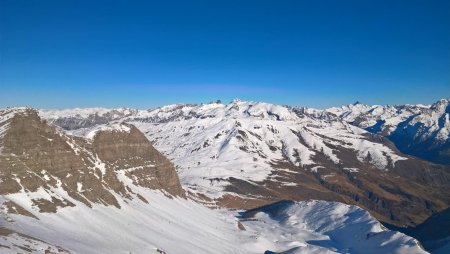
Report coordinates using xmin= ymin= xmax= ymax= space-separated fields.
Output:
xmin=1 ymin=191 xmax=244 ymax=254
xmin=240 ymin=200 xmax=426 ymax=254
xmin=0 ymin=191 xmax=426 ymax=254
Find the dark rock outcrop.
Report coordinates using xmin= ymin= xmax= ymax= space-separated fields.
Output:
xmin=0 ymin=109 xmax=184 ymax=214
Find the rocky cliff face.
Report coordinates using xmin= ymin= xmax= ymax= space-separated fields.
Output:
xmin=91 ymin=125 xmax=184 ymax=197
xmin=0 ymin=108 xmax=184 ymax=214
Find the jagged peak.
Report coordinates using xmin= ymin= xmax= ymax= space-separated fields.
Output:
xmin=230 ymin=98 xmax=244 ymax=104
xmin=431 ymin=98 xmax=450 ymax=109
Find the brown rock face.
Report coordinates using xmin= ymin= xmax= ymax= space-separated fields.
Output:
xmin=0 ymin=109 xmax=117 ymax=210
xmin=92 ymin=125 xmax=184 ymax=197
xmin=0 ymin=109 xmax=184 ymax=213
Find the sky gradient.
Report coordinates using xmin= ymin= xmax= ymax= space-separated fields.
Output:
xmin=1 ymin=0 xmax=449 ymax=109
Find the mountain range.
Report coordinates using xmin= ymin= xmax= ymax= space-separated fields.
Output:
xmin=1 ymin=98 xmax=449 ymax=253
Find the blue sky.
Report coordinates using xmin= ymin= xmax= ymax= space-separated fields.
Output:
xmin=1 ymin=0 xmax=449 ymax=109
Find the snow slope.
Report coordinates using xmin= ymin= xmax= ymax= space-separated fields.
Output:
xmin=240 ymin=200 xmax=426 ymax=254
xmin=0 ymin=191 xmax=426 ymax=254
xmin=65 ymin=122 xmax=132 ymax=140
xmin=1 ymin=190 xmax=245 ymax=254
xmin=127 ymin=100 xmax=406 ymax=198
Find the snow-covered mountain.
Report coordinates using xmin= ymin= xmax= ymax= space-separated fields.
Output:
xmin=128 ymin=101 xmax=405 ymax=194
xmin=40 ymin=107 xmax=140 ymax=130
xmin=326 ymin=99 xmax=450 ymax=164
xmin=0 ymin=107 xmax=427 ymax=253
xmin=38 ymin=100 xmax=450 ymax=229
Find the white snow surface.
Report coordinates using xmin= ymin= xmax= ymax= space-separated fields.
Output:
xmin=0 ymin=230 xmax=70 ymax=253
xmin=0 ymin=190 xmax=426 ymax=254
xmin=1 ymin=191 xmax=245 ymax=254
xmin=240 ymin=200 xmax=426 ymax=254
xmin=65 ymin=122 xmax=131 ymax=140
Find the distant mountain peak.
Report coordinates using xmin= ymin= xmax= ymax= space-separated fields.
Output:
xmin=230 ymin=98 xmax=245 ymax=104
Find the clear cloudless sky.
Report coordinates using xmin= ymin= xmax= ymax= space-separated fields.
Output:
xmin=0 ymin=0 xmax=449 ymax=109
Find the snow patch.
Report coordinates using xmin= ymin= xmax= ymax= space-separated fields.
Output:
xmin=66 ymin=123 xmax=131 ymax=140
